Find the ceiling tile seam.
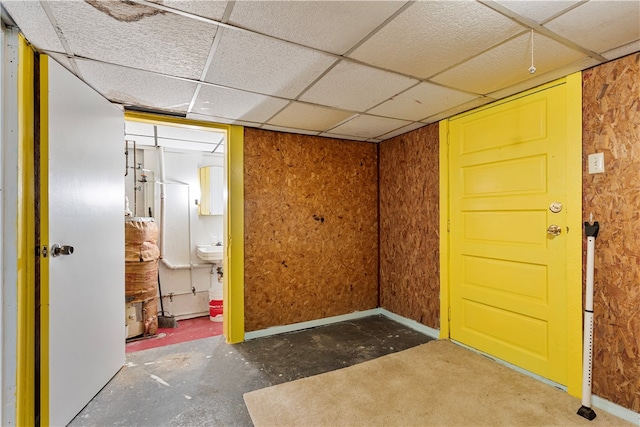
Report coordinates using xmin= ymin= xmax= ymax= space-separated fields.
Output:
xmin=603 ymin=40 xmax=640 ymax=57
xmin=419 ymin=99 xmax=495 ymax=124
xmin=188 ymin=26 xmax=226 ymax=114
xmin=322 ymin=113 xmax=363 ymax=135
xmin=221 ymin=1 xmax=236 ymax=23
xmin=375 ymin=122 xmax=426 ymax=141
xmin=39 ymin=0 xmax=83 ymax=78
xmin=419 ymin=26 xmax=592 ymax=95
xmin=128 ymin=0 xmax=486 ymax=88
xmin=1 ymin=4 xmax=17 ymax=27
xmin=260 ymin=57 xmax=344 ymax=127
xmin=356 ymin=81 xmax=427 ymax=118
xmin=422 ymin=29 xmax=533 ymax=85
xmin=537 ymin=0 xmax=589 ymax=25
xmin=478 ymin=0 xmax=608 ymax=62
xmin=261 ymin=124 xmax=322 ymax=136
xmin=372 ymin=122 xmax=421 ymax=140
xmin=340 ymin=0 xmax=415 ymax=57
xmin=62 ymin=53 xmax=302 ymax=104
xmin=186 ymin=84 xmax=203 ymax=115
xmin=198 ymin=27 xmax=224 ymax=82
xmin=128 ymin=0 xmax=345 ymax=61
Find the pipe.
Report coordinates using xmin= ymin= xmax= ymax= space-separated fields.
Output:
xmin=158 ymin=146 xmax=166 ymax=258
xmin=133 ymin=140 xmax=137 ymax=214
xmin=577 ymin=220 xmax=599 ymax=421
xmin=160 ymin=259 xmax=211 ymax=270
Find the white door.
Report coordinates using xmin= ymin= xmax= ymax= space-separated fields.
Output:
xmin=45 ymin=57 xmax=124 ymax=426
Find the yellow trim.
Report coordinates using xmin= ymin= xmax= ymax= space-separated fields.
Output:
xmin=124 ymin=112 xmax=245 ymax=342
xmin=564 ymin=71 xmax=583 ymax=397
xmin=224 ymin=125 xmax=245 ymax=343
xmin=124 ymin=111 xmax=231 ymax=133
xmin=441 ymin=74 xmax=583 ymax=392
xmin=39 ymin=54 xmax=50 ymax=426
xmin=438 ymin=120 xmax=450 ymax=339
xmin=16 ymin=34 xmax=36 ymax=427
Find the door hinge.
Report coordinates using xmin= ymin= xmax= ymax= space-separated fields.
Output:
xmin=447 ymin=220 xmax=450 ymax=232
xmin=448 ymin=306 xmax=452 ymax=321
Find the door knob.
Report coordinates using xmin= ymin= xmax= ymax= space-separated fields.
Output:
xmin=547 ymin=225 xmax=562 ymax=236
xmin=51 ymin=244 xmax=74 ymax=257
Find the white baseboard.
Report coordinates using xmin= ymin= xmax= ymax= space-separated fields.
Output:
xmin=452 ymin=340 xmax=640 ymax=426
xmin=243 ymin=308 xmax=441 ymax=341
xmin=378 ymin=308 xmax=440 ymax=339
xmin=592 ymin=395 xmax=640 ymax=426
xmin=242 ymin=310 xmax=638 ymax=425
xmin=243 ymin=308 xmax=381 ymax=340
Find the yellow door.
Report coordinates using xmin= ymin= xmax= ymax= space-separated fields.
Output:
xmin=447 ymin=78 xmax=581 ymax=387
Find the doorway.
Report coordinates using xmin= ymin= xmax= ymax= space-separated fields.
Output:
xmin=439 ymin=74 xmax=583 ymax=396
xmin=123 ymin=113 xmax=245 ymax=347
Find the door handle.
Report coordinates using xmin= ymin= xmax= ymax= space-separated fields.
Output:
xmin=51 ymin=244 xmax=74 ymax=257
xmin=547 ymin=225 xmax=562 ymax=236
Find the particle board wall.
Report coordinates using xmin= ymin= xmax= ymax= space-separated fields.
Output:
xmin=378 ymin=123 xmax=440 ymax=329
xmin=582 ymin=52 xmax=639 ymax=412
xmin=243 ymin=128 xmax=379 ymax=332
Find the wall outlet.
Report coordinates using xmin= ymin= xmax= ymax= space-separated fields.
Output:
xmin=588 ymin=152 xmax=605 ymax=174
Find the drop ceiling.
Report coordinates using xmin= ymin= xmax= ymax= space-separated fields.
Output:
xmin=3 ymin=0 xmax=639 ymax=142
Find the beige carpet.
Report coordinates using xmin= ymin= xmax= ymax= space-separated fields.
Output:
xmin=244 ymin=340 xmax=632 ymax=426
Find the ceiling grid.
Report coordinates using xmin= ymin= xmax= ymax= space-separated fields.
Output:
xmin=3 ymin=0 xmax=638 ymax=142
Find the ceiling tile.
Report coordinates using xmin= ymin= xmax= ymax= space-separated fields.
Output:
xmin=378 ymin=122 xmax=427 ymax=140
xmin=432 ymin=32 xmax=586 ymax=94
xmin=603 ymin=40 xmax=640 ymax=61
xmin=186 ymin=113 xmax=258 ymax=128
xmin=47 ymin=53 xmax=76 ymax=75
xmin=192 ymin=84 xmax=290 ymax=123
xmin=148 ymin=0 xmax=227 ymax=20
xmin=545 ymin=1 xmax=640 ymax=53
xmin=492 ymin=1 xmax=582 ymax=23
xmin=487 ymin=57 xmax=601 ymax=100
xmin=75 ymin=59 xmax=197 ymax=113
xmin=348 ymin=1 xmax=524 ymax=79
xmin=260 ymin=125 xmax=321 ymax=137
xmin=2 ymin=1 xmax=65 ymax=52
xmin=421 ymin=97 xmax=496 ymax=123
xmin=299 ymin=60 xmax=418 ymax=111
xmin=368 ymin=82 xmax=479 ymax=121
xmin=328 ymin=115 xmax=411 ymax=140
xmin=47 ymin=1 xmax=217 ymax=79
xmin=267 ymin=102 xmax=355 ymax=132
xmin=227 ymin=1 xmax=405 ymax=55
xmin=205 ymin=28 xmax=336 ymax=98
xmin=318 ymin=132 xmax=369 ymax=142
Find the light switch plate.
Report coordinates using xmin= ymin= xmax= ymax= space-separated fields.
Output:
xmin=588 ymin=152 xmax=605 ymax=174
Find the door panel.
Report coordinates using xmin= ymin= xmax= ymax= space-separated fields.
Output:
xmin=449 ymin=83 xmax=570 ymax=384
xmin=45 ymin=57 xmax=124 ymax=426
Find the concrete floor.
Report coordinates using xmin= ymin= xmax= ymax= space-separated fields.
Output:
xmin=69 ymin=314 xmax=434 ymax=426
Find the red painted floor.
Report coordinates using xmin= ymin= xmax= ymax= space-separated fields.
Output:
xmin=126 ymin=316 xmax=223 ymax=353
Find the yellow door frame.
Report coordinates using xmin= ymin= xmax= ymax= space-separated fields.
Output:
xmin=16 ymin=34 xmax=37 ymax=427
xmin=124 ymin=112 xmax=245 ymax=343
xmin=16 ymin=51 xmax=246 ymax=423
xmin=439 ymin=73 xmax=583 ymax=397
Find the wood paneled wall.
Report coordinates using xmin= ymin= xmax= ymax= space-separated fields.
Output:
xmin=378 ymin=124 xmax=440 ymax=328
xmin=243 ymin=128 xmax=379 ymax=332
xmin=582 ymin=53 xmax=640 ymax=412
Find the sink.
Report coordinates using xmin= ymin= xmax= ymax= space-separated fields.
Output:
xmin=196 ymin=245 xmax=224 ymax=263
